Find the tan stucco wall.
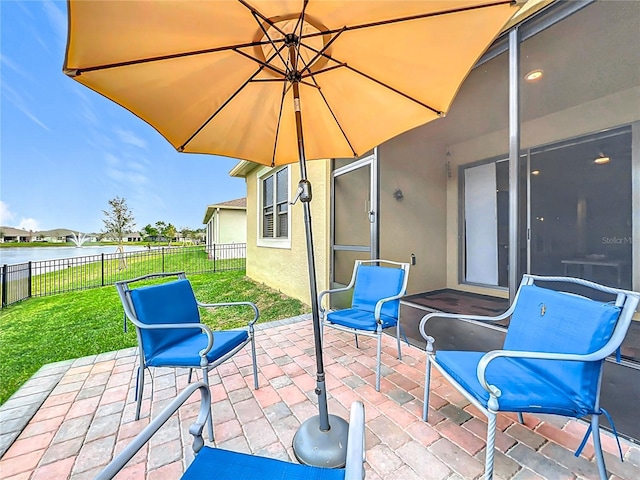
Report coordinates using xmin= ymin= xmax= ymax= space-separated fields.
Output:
xmin=245 ymin=160 xmax=331 ymax=307
xmin=218 ymin=209 xmax=247 ymax=244
xmin=378 ymin=129 xmax=448 ymax=295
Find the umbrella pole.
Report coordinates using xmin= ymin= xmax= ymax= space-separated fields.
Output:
xmin=287 ymin=38 xmax=349 ymax=469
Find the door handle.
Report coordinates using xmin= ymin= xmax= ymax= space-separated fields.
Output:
xmin=368 ymin=210 xmax=375 ymax=223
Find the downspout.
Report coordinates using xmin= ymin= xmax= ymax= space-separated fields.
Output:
xmin=216 ymin=208 xmax=221 ymax=244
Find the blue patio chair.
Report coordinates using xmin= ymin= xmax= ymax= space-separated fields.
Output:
xmin=116 ymin=272 xmax=259 ymax=441
xmin=319 ymin=259 xmax=410 ymax=391
xmin=96 ymin=382 xmax=365 ymax=480
xmin=420 ymin=274 xmax=640 ymax=480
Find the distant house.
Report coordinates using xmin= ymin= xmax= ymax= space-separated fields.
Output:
xmin=202 ymin=198 xmax=247 ymax=252
xmin=37 ymin=228 xmax=75 ymax=243
xmin=0 ymin=227 xmax=32 ymax=243
xmin=125 ymin=233 xmax=142 ymax=242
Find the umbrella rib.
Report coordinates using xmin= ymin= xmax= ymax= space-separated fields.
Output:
xmin=314 ymin=82 xmax=358 ymax=158
xmin=292 ymin=0 xmax=310 ymax=38
xmin=299 ymin=0 xmax=515 ymax=40
xmin=303 ymin=45 xmax=443 ymax=115
xmin=295 ymin=54 xmax=357 ymax=158
xmin=236 ymin=0 xmax=288 ymax=37
xmin=299 ymin=27 xmax=347 ymax=78
xmin=293 ymin=0 xmax=310 ymax=74
xmin=233 ymin=45 xmax=317 ymax=88
xmin=300 ymin=63 xmax=343 ymax=78
xmin=233 ymin=47 xmax=287 ymax=78
xmin=342 ymin=63 xmax=442 ymax=115
xmin=271 ymin=79 xmax=290 ymax=167
xmin=179 ymin=45 xmax=287 ymax=151
xmin=178 ymin=72 xmax=259 ymax=151
xmin=67 ymin=39 xmax=284 ymax=75
xmin=251 ymin=11 xmax=289 ymax=74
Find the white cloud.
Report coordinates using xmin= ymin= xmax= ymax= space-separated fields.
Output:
xmin=104 ymin=153 xmax=149 ymax=187
xmin=2 ymin=82 xmax=50 ymax=131
xmin=42 ymin=0 xmax=67 ymax=46
xmin=105 ymin=152 xmax=120 ymax=167
xmin=0 ymin=202 xmax=40 ymax=231
xmin=0 ymin=201 xmax=16 ymax=225
xmin=18 ymin=218 xmax=41 ymax=232
xmin=115 ymin=128 xmax=147 ymax=149
xmin=0 ymin=54 xmax=33 ymax=82
xmin=15 ymin=104 xmax=50 ymax=131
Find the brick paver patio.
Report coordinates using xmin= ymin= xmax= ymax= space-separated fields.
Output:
xmin=1 ymin=315 xmax=639 ymax=479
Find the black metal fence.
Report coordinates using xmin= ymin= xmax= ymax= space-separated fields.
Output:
xmin=0 ymin=243 xmax=246 ymax=308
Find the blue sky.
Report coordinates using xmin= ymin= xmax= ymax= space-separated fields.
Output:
xmin=1 ymin=0 xmax=246 ymax=233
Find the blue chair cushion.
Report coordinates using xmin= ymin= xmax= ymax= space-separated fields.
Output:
xmin=435 ymin=351 xmax=597 ymax=417
xmin=130 ymin=279 xmax=203 ymax=360
xmin=147 ymin=329 xmax=249 ymax=368
xmin=503 ymin=285 xmax=621 ymax=409
xmin=182 ymin=446 xmax=345 ymax=480
xmin=327 ymin=308 xmax=397 ymax=331
xmin=352 ymin=265 xmax=405 ymax=319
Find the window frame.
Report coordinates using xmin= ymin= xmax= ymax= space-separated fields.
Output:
xmin=257 ymin=165 xmax=291 ymax=249
xmin=459 ymin=126 xmax=634 ymax=290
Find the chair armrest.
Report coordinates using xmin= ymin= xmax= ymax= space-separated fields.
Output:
xmin=318 ymin=286 xmax=353 ymax=315
xmin=95 ymin=382 xmax=211 ymax=480
xmin=197 ymin=300 xmax=260 ymax=327
xmin=476 ymin=348 xmax=609 ymax=395
xmin=419 ymin=307 xmax=514 ymax=342
xmin=344 ymin=401 xmax=366 ymax=480
xmin=373 ymin=292 xmax=406 ymax=323
xmin=138 ymin=322 xmax=215 ymax=358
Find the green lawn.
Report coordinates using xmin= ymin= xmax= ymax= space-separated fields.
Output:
xmin=0 ymin=270 xmax=308 ymax=405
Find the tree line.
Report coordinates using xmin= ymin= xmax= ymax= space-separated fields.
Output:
xmin=103 ymin=196 xmax=204 ymax=246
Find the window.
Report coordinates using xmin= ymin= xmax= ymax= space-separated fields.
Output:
xmin=461 ymin=159 xmax=509 ymax=287
xmin=260 ymin=166 xmax=289 ymax=241
xmin=461 ymin=127 xmax=633 ymax=290
xmin=529 ymin=128 xmax=632 ymax=290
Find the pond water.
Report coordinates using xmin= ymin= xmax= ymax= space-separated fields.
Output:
xmin=0 ymin=245 xmax=148 ymax=266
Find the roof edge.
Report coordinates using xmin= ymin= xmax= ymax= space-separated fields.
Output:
xmin=229 ymin=160 xmax=259 ymax=178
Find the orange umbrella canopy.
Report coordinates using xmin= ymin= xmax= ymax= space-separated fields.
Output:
xmin=64 ymin=1 xmax=521 ymax=167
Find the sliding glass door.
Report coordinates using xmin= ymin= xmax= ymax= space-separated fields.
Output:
xmin=528 ymin=127 xmax=632 ymax=289
xmin=461 ymin=126 xmax=633 ymax=290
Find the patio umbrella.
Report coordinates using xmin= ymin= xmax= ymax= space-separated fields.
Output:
xmin=63 ymin=0 xmax=522 ymax=467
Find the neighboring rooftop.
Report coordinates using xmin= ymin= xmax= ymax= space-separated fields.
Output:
xmin=203 ymin=197 xmax=247 ymax=224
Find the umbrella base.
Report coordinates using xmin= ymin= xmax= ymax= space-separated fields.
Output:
xmin=292 ymin=414 xmax=350 ymax=468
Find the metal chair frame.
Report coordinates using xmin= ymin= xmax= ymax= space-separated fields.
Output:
xmin=319 ymin=259 xmax=410 ymax=391
xmin=420 ymin=274 xmax=640 ymax=480
xmin=116 ymin=271 xmax=259 ymax=440
xmin=96 ymin=382 xmax=366 ymax=480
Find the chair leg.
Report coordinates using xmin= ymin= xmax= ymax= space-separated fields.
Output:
xmin=202 ymin=367 xmax=214 ymax=441
xmin=591 ymin=414 xmax=608 ymax=480
xmin=485 ymin=410 xmax=498 ymax=480
xmin=375 ymin=333 xmax=382 ymax=392
xmin=135 ymin=365 xmax=145 ymax=421
xmin=188 ymin=368 xmax=193 ymax=383
xmin=395 ymin=323 xmax=403 ymax=361
xmin=354 ymin=333 xmax=359 ymax=349
xmin=423 ymin=336 xmax=435 ymax=422
xmin=250 ymin=334 xmax=258 ymax=390
xmin=423 ymin=355 xmax=431 ymax=422
xmin=517 ymin=412 xmax=524 ymax=424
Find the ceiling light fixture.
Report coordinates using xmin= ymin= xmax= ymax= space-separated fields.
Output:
xmin=525 ymin=69 xmax=543 ymax=81
xmin=531 ymin=170 xmax=540 ymax=175
xmin=594 ymin=152 xmax=610 ymax=165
